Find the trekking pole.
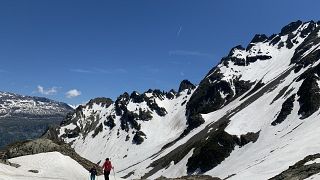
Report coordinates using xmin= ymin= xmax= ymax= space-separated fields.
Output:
xmin=113 ymin=168 xmax=116 ymax=180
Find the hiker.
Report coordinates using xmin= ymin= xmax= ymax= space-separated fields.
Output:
xmin=102 ymin=158 xmax=113 ymax=180
xmin=89 ymin=166 xmax=97 ymax=180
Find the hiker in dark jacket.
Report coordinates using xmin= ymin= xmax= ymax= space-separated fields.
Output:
xmin=89 ymin=167 xmax=97 ymax=180
xmin=102 ymin=158 xmax=113 ymax=180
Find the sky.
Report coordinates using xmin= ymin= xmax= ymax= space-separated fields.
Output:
xmin=0 ymin=0 xmax=319 ymax=105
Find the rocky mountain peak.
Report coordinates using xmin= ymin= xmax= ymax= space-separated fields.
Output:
xmin=178 ymin=80 xmax=196 ymax=93
xmin=251 ymin=34 xmax=269 ymax=43
xmin=280 ymin=20 xmax=303 ymax=36
xmin=87 ymin=97 xmax=113 ymax=108
xmin=246 ymin=34 xmax=269 ymax=50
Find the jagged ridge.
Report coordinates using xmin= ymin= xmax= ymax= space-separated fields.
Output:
xmin=48 ymin=20 xmax=320 ymax=180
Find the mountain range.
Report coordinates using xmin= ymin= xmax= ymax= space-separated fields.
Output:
xmin=0 ymin=91 xmax=73 ymax=148
xmin=45 ymin=20 xmax=320 ymax=179
xmin=2 ymin=20 xmax=320 ymax=180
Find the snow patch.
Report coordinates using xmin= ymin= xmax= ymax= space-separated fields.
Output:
xmin=305 ymin=158 xmax=320 ymax=166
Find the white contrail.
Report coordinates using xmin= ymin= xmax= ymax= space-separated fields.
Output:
xmin=177 ymin=26 xmax=182 ymax=37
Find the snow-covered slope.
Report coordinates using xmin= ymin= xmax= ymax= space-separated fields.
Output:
xmin=0 ymin=92 xmax=73 ymax=148
xmin=55 ymin=82 xmax=196 ymax=175
xmin=54 ymin=20 xmax=320 ymax=179
xmin=0 ymin=152 xmax=123 ymax=180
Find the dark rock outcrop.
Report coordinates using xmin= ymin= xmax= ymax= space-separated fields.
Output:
xmin=269 ymin=153 xmax=320 ymax=180
xmin=186 ymin=128 xmax=239 ymax=173
xmin=104 ymin=115 xmax=116 ymax=129
xmin=291 ymin=22 xmax=320 ymax=66
xmin=186 ymin=127 xmax=259 ymax=174
xmin=240 ymin=80 xmax=265 ymax=101
xmin=271 ymin=94 xmax=296 ymax=126
xmin=87 ymin=97 xmax=113 ymax=109
xmin=146 ymin=98 xmax=167 ymax=117
xmin=120 ymin=110 xmax=140 ymax=132
xmin=166 ymin=90 xmax=177 ymax=99
xmin=297 ymin=75 xmax=320 ymax=119
xmin=247 ymin=34 xmax=268 ymax=49
xmin=178 ymin=80 xmax=196 ymax=93
xmin=238 ymin=132 xmax=260 ymax=147
xmin=115 ymin=92 xmax=130 ymax=116
xmin=246 ymin=55 xmax=272 ymax=63
xmin=130 ymin=91 xmax=146 ymax=103
xmin=279 ymin=20 xmax=302 ymax=36
xmin=138 ymin=108 xmax=153 ymax=121
xmin=185 ymin=76 xmax=253 ymax=134
xmin=269 ymin=34 xmax=281 ymax=46
xmin=28 ymin=170 xmax=39 ymax=173
xmin=132 ymin=131 xmax=146 ymax=145
xmin=92 ymin=123 xmax=103 ymax=138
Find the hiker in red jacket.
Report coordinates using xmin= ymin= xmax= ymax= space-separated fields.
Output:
xmin=102 ymin=158 xmax=113 ymax=180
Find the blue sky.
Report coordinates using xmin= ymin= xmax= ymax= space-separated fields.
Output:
xmin=0 ymin=0 xmax=319 ymax=104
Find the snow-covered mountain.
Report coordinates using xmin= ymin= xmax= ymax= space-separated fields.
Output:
xmin=51 ymin=20 xmax=320 ymax=179
xmin=0 ymin=91 xmax=72 ymax=116
xmin=0 ymin=91 xmax=73 ymax=148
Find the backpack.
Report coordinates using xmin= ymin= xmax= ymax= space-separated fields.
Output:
xmin=104 ymin=161 xmax=112 ymax=171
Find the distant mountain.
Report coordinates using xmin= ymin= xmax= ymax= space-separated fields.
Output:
xmin=43 ymin=20 xmax=320 ymax=179
xmin=0 ymin=91 xmax=73 ymax=148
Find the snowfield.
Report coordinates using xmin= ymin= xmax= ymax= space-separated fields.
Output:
xmin=0 ymin=152 xmax=123 ymax=180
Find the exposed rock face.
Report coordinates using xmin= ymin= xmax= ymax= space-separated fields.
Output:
xmin=291 ymin=21 xmax=320 ymax=66
xmin=186 ymin=127 xmax=239 ymax=173
xmin=280 ymin=20 xmax=303 ymax=36
xmin=246 ymin=34 xmax=269 ymax=50
xmin=87 ymin=97 xmax=113 ymax=109
xmin=271 ymin=94 xmax=296 ymax=125
xmin=178 ymin=80 xmax=196 ymax=93
xmin=269 ymin=154 xmax=320 ymax=180
xmin=185 ymin=67 xmax=253 ymax=135
xmin=104 ymin=115 xmax=116 ymax=129
xmin=133 ymin=131 xmax=146 ymax=145
xmin=297 ymin=74 xmax=320 ymax=119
